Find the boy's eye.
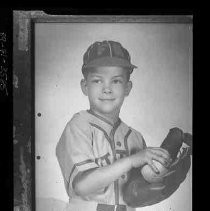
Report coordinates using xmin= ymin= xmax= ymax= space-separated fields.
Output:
xmin=113 ymin=79 xmax=123 ymax=84
xmin=92 ymin=79 xmax=102 ymax=83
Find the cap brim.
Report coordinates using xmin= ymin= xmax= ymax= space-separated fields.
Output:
xmin=83 ymin=57 xmax=137 ymax=70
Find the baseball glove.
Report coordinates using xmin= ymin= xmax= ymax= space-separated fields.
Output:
xmin=122 ymin=128 xmax=192 ymax=208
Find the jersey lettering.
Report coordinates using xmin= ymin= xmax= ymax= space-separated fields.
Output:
xmin=116 ymin=150 xmax=128 ymax=160
xmin=95 ymin=152 xmax=111 ymax=166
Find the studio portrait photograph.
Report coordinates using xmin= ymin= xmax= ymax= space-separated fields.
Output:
xmin=13 ymin=12 xmax=192 ymax=211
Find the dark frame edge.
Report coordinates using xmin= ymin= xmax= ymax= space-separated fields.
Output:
xmin=13 ymin=10 xmax=193 ymax=211
xmin=14 ymin=10 xmax=193 ymax=23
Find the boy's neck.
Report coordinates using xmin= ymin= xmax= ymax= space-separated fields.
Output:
xmin=89 ymin=109 xmax=120 ymax=126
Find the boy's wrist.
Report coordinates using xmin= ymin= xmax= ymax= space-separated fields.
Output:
xmin=125 ymin=156 xmax=133 ymax=171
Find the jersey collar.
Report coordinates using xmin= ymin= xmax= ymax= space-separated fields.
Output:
xmin=87 ymin=109 xmax=121 ymax=128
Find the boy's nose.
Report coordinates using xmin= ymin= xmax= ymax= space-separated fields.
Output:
xmin=103 ymin=87 xmax=112 ymax=94
xmin=103 ymin=84 xmax=112 ymax=94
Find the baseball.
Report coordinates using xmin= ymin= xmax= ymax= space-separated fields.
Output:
xmin=141 ymin=160 xmax=169 ymax=183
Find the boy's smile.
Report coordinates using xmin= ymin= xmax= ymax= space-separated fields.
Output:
xmin=81 ymin=66 xmax=132 ymax=123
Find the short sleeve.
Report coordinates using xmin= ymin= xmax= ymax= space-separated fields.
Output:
xmin=56 ymin=115 xmax=99 ymax=196
xmin=128 ymin=128 xmax=147 ymax=153
xmin=136 ymin=131 xmax=147 ymax=149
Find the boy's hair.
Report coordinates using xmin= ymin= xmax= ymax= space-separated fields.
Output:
xmin=81 ymin=40 xmax=137 ymax=79
xmin=82 ymin=67 xmax=132 ymax=81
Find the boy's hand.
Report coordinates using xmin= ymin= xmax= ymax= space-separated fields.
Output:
xmin=129 ymin=147 xmax=172 ymax=174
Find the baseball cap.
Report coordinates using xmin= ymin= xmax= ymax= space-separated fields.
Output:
xmin=82 ymin=40 xmax=137 ymax=74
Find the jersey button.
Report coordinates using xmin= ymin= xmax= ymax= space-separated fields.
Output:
xmin=121 ymin=174 xmax=125 ymax=179
xmin=116 ymin=141 xmax=121 ymax=147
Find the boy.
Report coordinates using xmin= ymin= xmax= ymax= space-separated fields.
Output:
xmin=56 ymin=40 xmax=171 ymax=211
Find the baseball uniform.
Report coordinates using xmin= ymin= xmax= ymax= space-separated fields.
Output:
xmin=56 ymin=110 xmax=146 ymax=211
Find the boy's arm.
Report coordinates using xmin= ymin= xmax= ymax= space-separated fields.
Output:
xmin=72 ymin=147 xmax=171 ymax=197
xmin=72 ymin=156 xmax=132 ymax=196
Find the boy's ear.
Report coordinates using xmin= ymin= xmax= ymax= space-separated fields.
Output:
xmin=80 ymin=79 xmax=88 ymax=96
xmin=125 ymin=81 xmax=132 ymax=96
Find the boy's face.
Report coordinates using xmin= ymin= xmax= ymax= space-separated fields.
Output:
xmin=81 ymin=66 xmax=132 ymax=118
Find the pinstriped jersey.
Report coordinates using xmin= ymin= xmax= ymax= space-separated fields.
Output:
xmin=56 ymin=110 xmax=146 ymax=208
